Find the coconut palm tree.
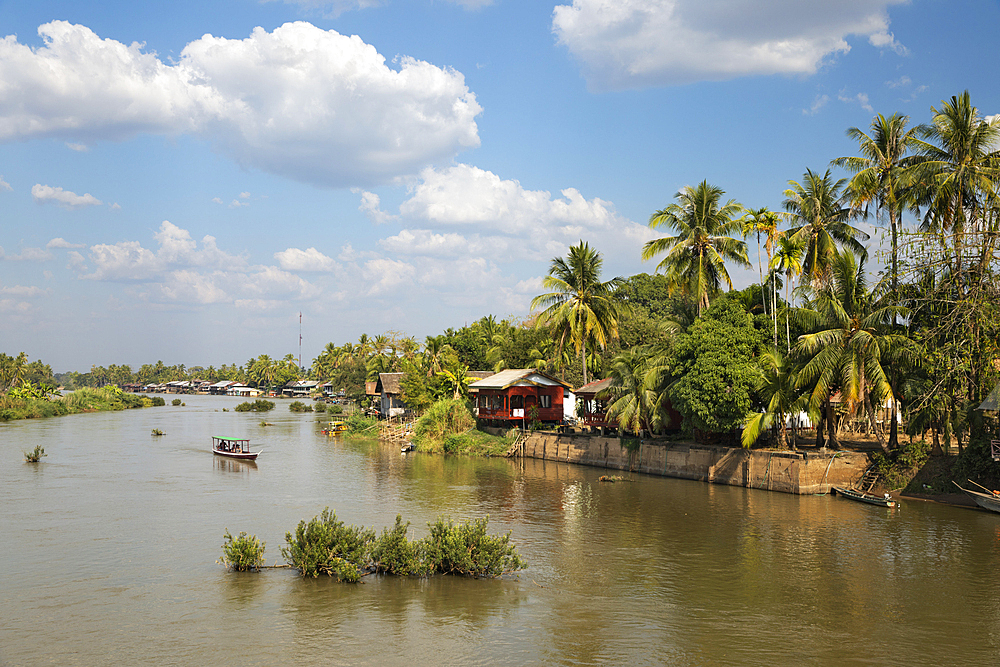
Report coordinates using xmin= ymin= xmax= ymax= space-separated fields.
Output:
xmin=795 ymin=252 xmax=912 ymax=454
xmin=643 ymin=181 xmax=750 ymax=316
xmin=604 ymin=347 xmax=663 ymax=436
xmin=532 ymin=241 xmax=625 ymax=386
xmin=770 ymin=234 xmax=806 ymax=352
xmin=833 ymin=113 xmax=921 ymax=309
xmin=741 ymin=349 xmax=808 ymax=450
xmin=911 ymin=91 xmax=1000 ymax=286
xmin=783 ymin=169 xmax=869 ymax=288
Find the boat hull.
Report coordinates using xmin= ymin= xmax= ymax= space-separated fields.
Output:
xmin=954 ymin=483 xmax=1000 ymax=513
xmin=212 ymin=449 xmax=261 ymax=461
xmin=832 ymin=486 xmax=896 ymax=507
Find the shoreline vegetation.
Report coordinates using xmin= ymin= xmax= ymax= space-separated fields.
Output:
xmin=1 ymin=386 xmax=164 ymax=422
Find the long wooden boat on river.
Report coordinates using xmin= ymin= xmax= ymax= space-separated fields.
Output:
xmin=212 ymin=436 xmax=262 ymax=460
xmin=953 ymin=481 xmax=1000 ymax=513
xmin=832 ymin=486 xmax=897 ymax=508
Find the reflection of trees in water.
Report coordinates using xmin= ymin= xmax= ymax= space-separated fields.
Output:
xmin=281 ymin=573 xmax=526 ymax=664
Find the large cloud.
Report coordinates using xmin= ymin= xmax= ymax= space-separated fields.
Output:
xmin=389 ymin=164 xmax=654 ymax=261
xmin=0 ymin=21 xmax=481 ymax=187
xmin=552 ymin=0 xmax=909 ymax=91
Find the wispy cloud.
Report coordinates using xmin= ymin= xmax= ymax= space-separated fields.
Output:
xmin=31 ymin=183 xmax=103 ymax=209
xmin=0 ymin=175 xmax=11 ymax=191
xmin=803 ymin=94 xmax=830 ymax=116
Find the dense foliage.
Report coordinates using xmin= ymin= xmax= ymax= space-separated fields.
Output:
xmin=233 ymin=399 xmax=276 ymax=412
xmin=280 ymin=509 xmax=527 ymax=581
xmin=220 ymin=530 xmax=266 ymax=572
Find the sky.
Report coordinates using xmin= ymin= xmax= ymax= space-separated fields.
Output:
xmin=0 ymin=0 xmax=997 ymax=372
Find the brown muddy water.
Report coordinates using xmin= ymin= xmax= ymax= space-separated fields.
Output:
xmin=2 ymin=395 xmax=999 ymax=666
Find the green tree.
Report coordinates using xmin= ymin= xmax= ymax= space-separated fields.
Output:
xmin=643 ymin=180 xmax=750 ymax=316
xmin=795 ymin=252 xmax=912 ymax=453
xmin=770 ymin=234 xmax=806 ymax=352
xmin=833 ymin=112 xmax=921 ymax=309
xmin=741 ymin=348 xmax=807 ymax=450
xmin=531 ymin=241 xmax=625 ymax=385
xmin=783 ymin=169 xmax=868 ymax=288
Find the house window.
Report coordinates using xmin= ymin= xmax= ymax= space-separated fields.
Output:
xmin=510 ymin=395 xmax=524 ymax=409
xmin=539 ymin=394 xmax=551 ymax=409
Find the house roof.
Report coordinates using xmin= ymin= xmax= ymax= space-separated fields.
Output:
xmin=467 ymin=370 xmax=495 ymax=380
xmin=285 ymin=379 xmax=319 ymax=388
xmin=574 ymin=377 xmax=614 ymax=396
xmin=468 ymin=368 xmax=571 ymax=391
xmin=377 ymin=372 xmax=404 ymax=395
xmin=365 ymin=381 xmax=379 ymax=396
xmin=979 ymin=381 xmax=1000 ymax=411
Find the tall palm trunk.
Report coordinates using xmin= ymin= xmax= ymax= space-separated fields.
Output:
xmin=825 ymin=400 xmax=840 ymax=449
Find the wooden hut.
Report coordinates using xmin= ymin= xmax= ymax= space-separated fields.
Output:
xmin=469 ymin=369 xmax=570 ymax=427
xmin=573 ymin=378 xmax=615 ymax=430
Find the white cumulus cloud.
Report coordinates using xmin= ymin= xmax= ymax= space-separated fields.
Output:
xmin=47 ymin=237 xmax=85 ymax=249
xmin=0 ymin=21 xmax=481 ymax=187
xmin=0 ymin=175 xmax=11 ymax=191
xmin=31 ymin=183 xmax=103 ymax=209
xmin=275 ymin=247 xmax=337 ymax=272
xmin=552 ymin=0 xmax=909 ymax=91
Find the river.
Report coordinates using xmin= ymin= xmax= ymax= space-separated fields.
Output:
xmin=1 ymin=395 xmax=998 ymax=665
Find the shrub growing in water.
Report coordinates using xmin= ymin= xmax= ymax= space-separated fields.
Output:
xmin=281 ymin=508 xmax=375 ymax=581
xmin=369 ymin=515 xmax=422 ymax=576
xmin=151 ymin=396 xmax=166 ymax=406
xmin=220 ymin=530 xmax=266 ymax=571
xmin=172 ymin=398 xmax=182 ymax=406
xmin=24 ymin=445 xmax=46 ymax=462
xmin=328 ymin=404 xmax=343 ymax=415
xmin=314 ymin=402 xmax=326 ymax=413
xmin=234 ymin=399 xmax=276 ymax=412
xmin=289 ymin=401 xmax=313 ymax=413
xmin=419 ymin=516 xmax=526 ymax=578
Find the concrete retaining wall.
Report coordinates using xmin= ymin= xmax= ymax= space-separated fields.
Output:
xmin=522 ymin=432 xmax=868 ymax=494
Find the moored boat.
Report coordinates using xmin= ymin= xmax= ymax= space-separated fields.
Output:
xmin=212 ymin=436 xmax=262 ymax=460
xmin=832 ymin=486 xmax=897 ymax=508
xmin=322 ymin=421 xmax=347 ymax=435
xmin=953 ymin=481 xmax=1000 ymax=513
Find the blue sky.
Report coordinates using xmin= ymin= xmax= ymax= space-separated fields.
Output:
xmin=0 ymin=0 xmax=996 ymax=371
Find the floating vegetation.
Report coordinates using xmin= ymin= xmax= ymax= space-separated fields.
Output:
xmin=259 ymin=420 xmax=273 ymax=427
xmin=151 ymin=428 xmax=165 ymax=436
xmin=599 ymin=475 xmax=633 ymax=483
xmin=23 ymin=445 xmax=46 ymax=462
xmin=277 ymin=509 xmax=526 ymax=581
xmin=234 ymin=400 xmax=275 ymax=413
xmin=219 ymin=530 xmax=266 ymax=572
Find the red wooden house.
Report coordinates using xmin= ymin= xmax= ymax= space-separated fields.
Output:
xmin=469 ymin=369 xmax=571 ymax=427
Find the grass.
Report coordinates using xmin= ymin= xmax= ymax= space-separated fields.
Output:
xmin=1 ymin=386 xmax=155 ymax=422
xmin=412 ymin=399 xmax=513 ymax=456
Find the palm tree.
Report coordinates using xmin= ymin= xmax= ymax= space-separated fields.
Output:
xmin=833 ymin=113 xmax=921 ymax=309
xmin=643 ymin=181 xmax=750 ymax=316
xmin=795 ymin=252 xmax=911 ymax=454
xmin=531 ymin=241 xmax=625 ymax=386
xmin=604 ymin=345 xmax=672 ymax=436
xmin=741 ymin=349 xmax=808 ymax=450
xmin=770 ymin=234 xmax=805 ymax=352
xmin=911 ymin=91 xmax=1000 ymax=286
xmin=783 ymin=169 xmax=869 ymax=288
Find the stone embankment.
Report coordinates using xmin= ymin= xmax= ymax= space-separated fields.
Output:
xmin=520 ymin=432 xmax=868 ymax=495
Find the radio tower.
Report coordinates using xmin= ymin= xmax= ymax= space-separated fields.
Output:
xmin=298 ymin=311 xmax=303 ymax=371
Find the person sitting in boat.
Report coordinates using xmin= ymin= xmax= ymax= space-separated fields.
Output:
xmin=884 ymin=493 xmax=891 ymax=500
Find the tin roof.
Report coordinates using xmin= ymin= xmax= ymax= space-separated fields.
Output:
xmin=468 ymin=368 xmax=570 ymax=391
xmin=574 ymin=377 xmax=614 ymax=396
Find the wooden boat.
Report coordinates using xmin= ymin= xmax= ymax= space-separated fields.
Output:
xmin=953 ymin=481 xmax=1000 ymax=513
xmin=322 ymin=421 xmax=347 ymax=436
xmin=832 ymin=486 xmax=897 ymax=508
xmin=212 ymin=436 xmax=262 ymax=460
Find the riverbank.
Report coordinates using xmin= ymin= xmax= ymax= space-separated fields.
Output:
xmin=515 ymin=431 xmax=867 ymax=495
xmin=0 ymin=386 xmax=161 ymax=421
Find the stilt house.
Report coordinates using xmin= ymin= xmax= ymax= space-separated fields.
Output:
xmin=469 ymin=369 xmax=571 ymax=426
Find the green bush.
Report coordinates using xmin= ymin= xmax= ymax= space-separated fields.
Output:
xmin=314 ymin=402 xmax=326 ymax=413
xmin=289 ymin=401 xmax=313 ymax=413
xmin=873 ymin=439 xmax=932 ymax=490
xmin=419 ymin=516 xmax=526 ymax=578
xmin=234 ymin=399 xmax=276 ymax=412
xmin=345 ymin=413 xmax=377 ymax=435
xmin=151 ymin=396 xmax=166 ymax=406
xmin=220 ymin=530 xmax=266 ymax=571
xmin=281 ymin=508 xmax=375 ymax=581
xmin=369 ymin=515 xmax=421 ymax=576
xmin=412 ymin=399 xmax=476 ymax=451
xmin=328 ymin=404 xmax=343 ymax=415
xmin=24 ymin=445 xmax=46 ymax=462
xmin=172 ymin=398 xmax=182 ymax=406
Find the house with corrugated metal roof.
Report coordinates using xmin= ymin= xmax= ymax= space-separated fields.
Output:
xmin=468 ymin=369 xmax=571 ymax=427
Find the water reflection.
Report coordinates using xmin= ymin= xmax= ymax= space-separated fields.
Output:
xmin=213 ymin=456 xmax=258 ymax=475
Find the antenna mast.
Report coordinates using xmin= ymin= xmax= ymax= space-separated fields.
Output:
xmin=298 ymin=311 xmax=303 ymax=371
